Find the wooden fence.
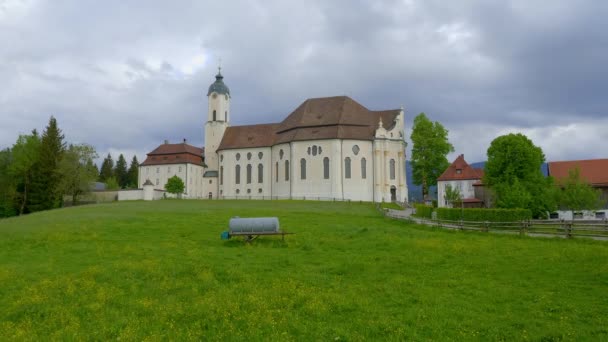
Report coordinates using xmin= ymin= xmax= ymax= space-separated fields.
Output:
xmin=385 ymin=209 xmax=608 ymax=240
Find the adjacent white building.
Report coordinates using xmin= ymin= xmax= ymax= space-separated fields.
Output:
xmin=139 ymin=69 xmax=409 ymax=203
xmin=437 ymin=154 xmax=483 ymax=208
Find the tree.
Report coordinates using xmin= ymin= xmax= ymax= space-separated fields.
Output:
xmin=165 ymin=175 xmax=185 ymax=197
xmin=99 ymin=153 xmax=114 ymax=182
xmin=127 ymin=155 xmax=139 ymax=188
xmin=0 ymin=148 xmax=17 ymax=217
xmin=558 ymin=168 xmax=605 ymax=214
xmin=115 ymin=154 xmax=128 ymax=188
xmin=410 ymin=113 xmax=454 ymax=199
xmin=9 ymin=132 xmax=40 ymax=215
xmin=29 ymin=117 xmax=65 ymax=211
xmin=443 ymin=184 xmax=461 ymax=208
xmin=104 ymin=176 xmax=120 ymax=190
xmin=484 ymin=133 xmax=555 ymax=218
xmin=57 ymin=144 xmax=99 ymax=205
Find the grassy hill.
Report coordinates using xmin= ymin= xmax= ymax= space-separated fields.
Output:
xmin=1 ymin=200 xmax=607 ymax=340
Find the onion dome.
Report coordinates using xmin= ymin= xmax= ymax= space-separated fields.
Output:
xmin=207 ymin=69 xmax=230 ymax=97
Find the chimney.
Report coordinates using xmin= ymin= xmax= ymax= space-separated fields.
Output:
xmin=164 ymin=139 xmax=169 ymax=144
xmin=183 ymin=138 xmax=187 ymax=144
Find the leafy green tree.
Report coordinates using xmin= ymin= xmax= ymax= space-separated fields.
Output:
xmin=484 ymin=133 xmax=555 ymax=218
xmin=29 ymin=117 xmax=65 ymax=211
xmin=0 ymin=148 xmax=17 ymax=217
xmin=558 ymin=168 xmax=605 ymax=214
xmin=115 ymin=154 xmax=128 ymax=189
xmin=104 ymin=176 xmax=120 ymax=190
xmin=410 ymin=113 xmax=454 ymax=199
xmin=165 ymin=175 xmax=185 ymax=197
xmin=443 ymin=184 xmax=461 ymax=208
xmin=127 ymin=155 xmax=139 ymax=188
xmin=57 ymin=144 xmax=99 ymax=205
xmin=9 ymin=132 xmax=41 ymax=215
xmin=99 ymin=153 xmax=114 ymax=182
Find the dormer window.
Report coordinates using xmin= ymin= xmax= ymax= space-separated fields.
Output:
xmin=456 ymin=169 xmax=462 ymax=174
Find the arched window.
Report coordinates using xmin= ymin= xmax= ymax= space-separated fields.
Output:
xmin=285 ymin=160 xmax=289 ymax=181
xmin=235 ymin=165 xmax=241 ymax=184
xmin=275 ymin=162 xmax=279 ymax=182
xmin=213 ymin=110 xmax=216 ymax=121
xmin=300 ymin=158 xmax=306 ymax=180
xmin=390 ymin=159 xmax=396 ymax=180
xmin=258 ymin=164 xmax=263 ymax=183
xmin=361 ymin=158 xmax=367 ymax=179
xmin=323 ymin=157 xmax=330 ymax=179
xmin=220 ymin=166 xmax=224 ymax=185
xmin=345 ymin=157 xmax=351 ymax=179
xmin=225 ymin=111 xmax=227 ymax=121
xmin=246 ymin=164 xmax=252 ymax=184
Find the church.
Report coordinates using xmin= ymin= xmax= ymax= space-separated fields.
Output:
xmin=138 ymin=70 xmax=408 ymax=203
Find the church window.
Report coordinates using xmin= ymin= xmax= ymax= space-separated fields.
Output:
xmin=225 ymin=95 xmax=229 ymax=100
xmin=279 ymin=149 xmax=284 ymax=159
xmin=235 ymin=165 xmax=241 ymax=184
xmin=247 ymin=189 xmax=251 ymax=194
xmin=361 ymin=158 xmax=367 ymax=179
xmin=258 ymin=188 xmax=262 ymax=193
xmin=156 ymin=167 xmax=159 ymax=174
xmin=258 ymin=164 xmax=263 ymax=183
xmin=323 ymin=157 xmax=330 ymax=179
xmin=236 ymin=153 xmax=241 ymax=161
xmin=225 ymin=111 xmax=227 ymax=121
xmin=236 ymin=189 xmax=240 ymax=194
xmin=212 ymin=94 xmax=217 ymax=99
xmin=390 ymin=159 xmax=396 ymax=180
xmin=319 ymin=146 xmax=322 ymax=154
xmin=178 ymin=166 xmax=181 ymax=172
xmin=258 ymin=152 xmax=263 ymax=159
xmin=213 ymin=110 xmax=216 ymax=121
xmin=246 ymin=164 xmax=252 ymax=184
xmin=285 ymin=160 xmax=289 ymax=181
xmin=300 ymin=158 xmax=306 ymax=180
xmin=307 ymin=147 xmax=311 ymax=155
xmin=220 ymin=155 xmax=223 ymax=162
xmin=312 ymin=146 xmax=317 ymax=156
xmin=345 ymin=157 xmax=351 ymax=179
xmin=220 ymin=166 xmax=224 ymax=185
xmin=275 ymin=162 xmax=279 ymax=182
xmin=352 ymin=145 xmax=360 ymax=155
xmin=168 ymin=166 xmax=171 ymax=173
xmin=209 ymin=180 xmax=212 ymax=184
xmin=247 ymin=152 xmax=252 ymax=160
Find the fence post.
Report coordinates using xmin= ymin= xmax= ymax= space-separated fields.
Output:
xmin=483 ymin=221 xmax=489 ymax=232
xmin=459 ymin=219 xmax=464 ymax=230
xmin=566 ymin=221 xmax=573 ymax=239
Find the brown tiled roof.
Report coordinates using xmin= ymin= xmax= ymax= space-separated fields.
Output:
xmin=218 ymin=96 xmax=401 ymax=150
xmin=438 ymin=154 xmax=483 ymax=181
xmin=141 ymin=142 xmax=204 ymax=166
xmin=548 ymin=159 xmax=608 ymax=187
xmin=217 ymin=123 xmax=279 ymax=151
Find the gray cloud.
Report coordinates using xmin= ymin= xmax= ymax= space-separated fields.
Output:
xmin=1 ymin=0 xmax=606 ymax=165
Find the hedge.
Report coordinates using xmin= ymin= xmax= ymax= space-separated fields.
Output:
xmin=435 ymin=208 xmax=532 ymax=222
xmin=414 ymin=204 xmax=434 ymax=219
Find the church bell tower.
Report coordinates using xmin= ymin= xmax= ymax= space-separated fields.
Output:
xmin=204 ymin=68 xmax=230 ymax=171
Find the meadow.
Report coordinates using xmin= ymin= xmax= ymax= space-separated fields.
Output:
xmin=0 ymin=200 xmax=607 ymax=340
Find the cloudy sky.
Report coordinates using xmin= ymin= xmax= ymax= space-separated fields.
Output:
xmin=1 ymin=0 xmax=607 ymax=164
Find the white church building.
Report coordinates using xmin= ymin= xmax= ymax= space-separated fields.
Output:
xmin=138 ymin=70 xmax=408 ymax=203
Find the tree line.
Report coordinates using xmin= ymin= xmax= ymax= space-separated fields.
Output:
xmin=410 ymin=113 xmax=604 ymax=218
xmin=0 ymin=116 xmax=140 ymax=218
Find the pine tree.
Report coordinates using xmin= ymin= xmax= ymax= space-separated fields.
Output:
xmin=99 ymin=153 xmax=114 ymax=182
xmin=127 ymin=155 xmax=139 ymax=188
xmin=115 ymin=154 xmax=128 ymax=189
xmin=10 ymin=132 xmax=41 ymax=215
xmin=29 ymin=117 xmax=65 ymax=211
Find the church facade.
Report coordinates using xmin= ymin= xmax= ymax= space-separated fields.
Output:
xmin=139 ymin=71 xmax=408 ymax=203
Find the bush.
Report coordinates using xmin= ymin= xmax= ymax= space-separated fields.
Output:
xmin=435 ymin=208 xmax=532 ymax=222
xmin=414 ymin=204 xmax=433 ymax=219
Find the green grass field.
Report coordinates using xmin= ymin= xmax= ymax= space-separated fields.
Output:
xmin=1 ymin=200 xmax=607 ymax=340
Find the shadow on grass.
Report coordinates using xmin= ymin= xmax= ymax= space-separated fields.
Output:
xmin=222 ymin=237 xmax=289 ymax=248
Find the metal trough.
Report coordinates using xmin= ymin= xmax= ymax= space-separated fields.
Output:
xmin=222 ymin=217 xmax=291 ymax=242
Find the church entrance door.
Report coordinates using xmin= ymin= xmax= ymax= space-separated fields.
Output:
xmin=208 ymin=192 xmax=213 ymax=200
xmin=390 ymin=186 xmax=397 ymax=202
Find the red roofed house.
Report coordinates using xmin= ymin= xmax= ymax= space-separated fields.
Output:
xmin=548 ymin=159 xmax=608 ymax=216
xmin=437 ymin=154 xmax=484 ymax=208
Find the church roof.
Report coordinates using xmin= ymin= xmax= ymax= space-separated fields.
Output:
xmin=207 ymin=71 xmax=230 ymax=96
xmin=438 ymin=154 xmax=484 ymax=181
xmin=141 ymin=142 xmax=204 ymax=166
xmin=217 ymin=96 xmax=401 ymax=150
xmin=218 ymin=123 xmax=279 ymax=151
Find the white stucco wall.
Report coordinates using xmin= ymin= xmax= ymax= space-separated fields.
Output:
xmin=218 ymin=147 xmax=273 ymax=198
xmin=138 ymin=163 xmax=206 ymax=198
xmin=437 ymin=179 xmax=478 ymax=208
xmin=117 ymin=189 xmax=143 ymax=201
